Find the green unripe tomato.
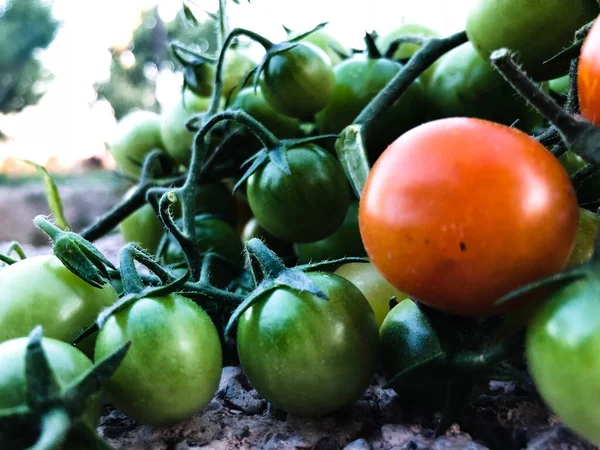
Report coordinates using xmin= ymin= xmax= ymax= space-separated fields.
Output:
xmin=160 ymin=90 xmax=211 ymax=165
xmin=315 ymin=55 xmax=429 ymax=160
xmin=335 ymin=262 xmax=407 ymax=328
xmin=379 ymin=300 xmax=446 ymax=404
xmin=260 ymin=43 xmax=335 ymax=119
xmin=94 ymin=294 xmax=222 ymax=425
xmin=119 ymin=186 xmax=165 ymax=255
xmin=427 ymin=42 xmax=544 ymax=132
xmin=229 ymin=87 xmax=301 ymax=138
xmin=108 ymin=110 xmax=166 ymax=177
xmin=567 ymin=208 xmax=600 ymax=267
xmin=162 ymin=215 xmax=244 ymax=267
xmin=288 ymin=29 xmax=350 ymax=66
xmin=549 ymin=75 xmax=570 ymax=96
xmin=527 ymin=273 xmax=600 ymax=444
xmin=247 ymin=144 xmax=349 ymax=243
xmin=0 ymin=255 xmax=118 ymax=356
xmin=294 ymin=202 xmax=365 ymax=264
xmin=377 ymin=24 xmax=440 ymax=85
xmin=241 ymin=218 xmax=293 ymax=258
xmin=466 ymin=0 xmax=600 ymax=80
xmin=222 ymin=50 xmax=257 ymax=99
xmin=236 ymin=272 xmax=379 ymax=416
xmin=0 ymin=337 xmax=101 ymax=431
xmin=171 ymin=182 xmax=237 ymax=226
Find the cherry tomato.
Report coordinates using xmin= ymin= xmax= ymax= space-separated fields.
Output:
xmin=567 ymin=208 xmax=600 ymax=267
xmin=108 ymin=110 xmax=166 ymax=177
xmin=335 ymin=262 xmax=407 ymax=328
xmin=294 ymin=202 xmax=365 ymax=264
xmin=527 ymin=272 xmax=600 ymax=444
xmin=578 ymin=16 xmax=600 ymax=126
xmin=221 ymin=50 xmax=257 ymax=99
xmin=0 ymin=255 xmax=118 ymax=355
xmin=376 ymin=24 xmax=440 ymax=86
xmin=94 ymin=294 xmax=222 ymax=425
xmin=315 ymin=55 xmax=429 ymax=160
xmin=172 ymin=181 xmax=237 ymax=227
xmin=160 ymin=90 xmax=211 ymax=165
xmin=236 ymin=272 xmax=379 ymax=416
xmin=466 ymin=0 xmax=599 ymax=80
xmin=229 ymin=87 xmax=301 ymax=138
xmin=119 ymin=186 xmax=165 ymax=255
xmin=360 ymin=118 xmax=578 ymax=316
xmin=259 ymin=43 xmax=335 ymax=119
xmin=549 ymin=75 xmax=570 ymax=96
xmin=241 ymin=218 xmax=293 ymax=258
xmin=0 ymin=337 xmax=101 ymax=434
xmin=287 ymin=28 xmax=350 ymax=66
xmin=247 ymin=144 xmax=349 ymax=243
xmin=427 ymin=42 xmax=544 ymax=132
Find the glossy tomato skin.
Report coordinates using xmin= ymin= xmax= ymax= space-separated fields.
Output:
xmin=247 ymin=144 xmax=349 ymax=243
xmin=549 ymin=75 xmax=570 ymax=96
xmin=290 ymin=29 xmax=350 ymax=66
xmin=222 ymin=50 xmax=257 ymax=99
xmin=241 ymin=218 xmax=293 ymax=258
xmin=160 ymin=90 xmax=211 ymax=165
xmin=229 ymin=87 xmax=301 ymax=138
xmin=108 ymin=111 xmax=166 ymax=177
xmin=94 ymin=294 xmax=222 ymax=425
xmin=360 ymin=118 xmax=578 ymax=316
xmin=236 ymin=272 xmax=379 ymax=416
xmin=466 ymin=0 xmax=599 ymax=81
xmin=119 ymin=186 xmax=164 ymax=255
xmin=260 ymin=43 xmax=335 ymax=119
xmin=376 ymin=24 xmax=440 ymax=86
xmin=335 ymin=262 xmax=407 ymax=328
xmin=162 ymin=216 xmax=244 ymax=267
xmin=578 ymin=16 xmax=600 ymax=126
xmin=379 ymin=300 xmax=446 ymax=403
xmin=527 ymin=273 xmax=600 ymax=444
xmin=0 ymin=256 xmax=118 ymax=355
xmin=315 ymin=56 xmax=429 ymax=160
xmin=0 ymin=337 xmax=101 ymax=431
xmin=294 ymin=202 xmax=365 ymax=264
xmin=427 ymin=42 xmax=544 ymax=132
xmin=567 ymin=208 xmax=600 ymax=267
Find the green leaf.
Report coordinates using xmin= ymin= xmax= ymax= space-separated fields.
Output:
xmin=25 ymin=327 xmax=62 ymax=412
xmin=20 ymin=160 xmax=70 ymax=231
xmin=335 ymin=125 xmax=371 ymax=198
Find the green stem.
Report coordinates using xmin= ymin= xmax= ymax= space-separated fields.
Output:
xmin=384 ymin=35 xmax=430 ymax=59
xmin=118 ymin=246 xmax=145 ymax=295
xmin=364 ymin=32 xmax=381 ymax=59
xmin=354 ymin=30 xmax=467 ymax=139
xmin=451 ymin=331 xmax=525 ymax=371
xmin=245 ymin=238 xmax=287 ymax=280
xmin=565 ymin=58 xmax=580 ymax=115
xmin=33 ymin=216 xmax=63 ymax=242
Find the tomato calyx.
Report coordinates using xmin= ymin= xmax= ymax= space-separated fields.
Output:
xmin=170 ymin=41 xmax=218 ymax=98
xmin=0 ymin=327 xmax=130 ymax=449
xmin=33 ymin=215 xmax=115 ymax=289
xmin=223 ymin=238 xmax=368 ymax=340
xmin=364 ymin=32 xmax=382 ymax=59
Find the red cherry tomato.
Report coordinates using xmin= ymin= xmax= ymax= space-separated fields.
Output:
xmin=579 ymin=16 xmax=600 ymax=126
xmin=359 ymin=118 xmax=578 ymax=316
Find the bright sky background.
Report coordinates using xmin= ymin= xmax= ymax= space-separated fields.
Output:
xmin=0 ymin=0 xmax=478 ymax=169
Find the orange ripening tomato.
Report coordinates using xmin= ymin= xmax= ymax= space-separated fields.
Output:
xmin=359 ymin=118 xmax=578 ymax=317
xmin=579 ymin=16 xmax=600 ymax=127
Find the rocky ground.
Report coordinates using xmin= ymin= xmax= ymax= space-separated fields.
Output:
xmin=1 ymin=182 xmax=597 ymax=450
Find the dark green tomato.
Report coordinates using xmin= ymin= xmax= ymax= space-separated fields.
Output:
xmin=315 ymin=56 xmax=429 ymax=160
xmin=294 ymin=202 xmax=365 ymax=264
xmin=222 ymin=50 xmax=258 ymax=99
xmin=242 ymin=217 xmax=293 ymax=259
xmin=335 ymin=262 xmax=407 ymax=329
xmin=427 ymin=42 xmax=544 ymax=132
xmin=108 ymin=110 xmax=166 ymax=178
xmin=466 ymin=0 xmax=600 ymax=81
xmin=379 ymin=300 xmax=446 ymax=404
xmin=246 ymin=144 xmax=349 ymax=243
xmin=160 ymin=90 xmax=211 ymax=165
xmin=236 ymin=272 xmax=379 ymax=416
xmin=0 ymin=256 xmax=118 ymax=357
xmin=229 ymin=87 xmax=301 ymax=138
xmin=260 ymin=42 xmax=335 ymax=119
xmin=162 ymin=216 xmax=244 ymax=267
xmin=119 ymin=187 xmax=165 ymax=255
xmin=172 ymin=181 xmax=237 ymax=226
xmin=376 ymin=24 xmax=440 ymax=86
xmin=549 ymin=75 xmax=570 ymax=96
xmin=0 ymin=337 xmax=101 ymax=435
xmin=527 ymin=272 xmax=600 ymax=444
xmin=559 ymin=150 xmax=587 ymax=176
xmin=94 ymin=294 xmax=222 ymax=425
xmin=288 ymin=29 xmax=350 ymax=66
xmin=567 ymin=208 xmax=600 ymax=267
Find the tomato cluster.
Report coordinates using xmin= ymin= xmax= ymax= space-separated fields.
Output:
xmin=3 ymin=2 xmax=600 ymax=448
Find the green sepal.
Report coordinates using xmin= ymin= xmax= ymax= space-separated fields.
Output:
xmin=25 ymin=327 xmax=62 ymax=413
xmin=295 ymin=256 xmax=369 ymax=273
xmin=224 ymin=280 xmax=278 ymax=340
xmin=273 ymin=269 xmax=327 ymax=299
xmin=335 ymin=125 xmax=371 ymax=198
xmin=287 ymin=22 xmax=328 ymax=43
